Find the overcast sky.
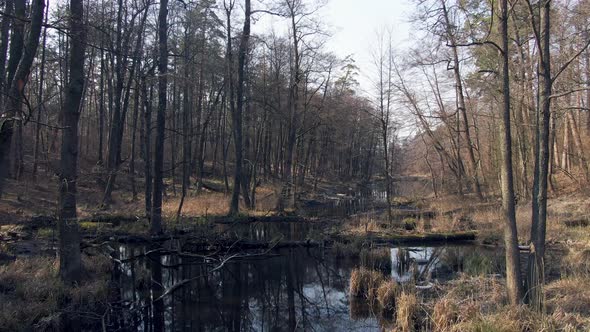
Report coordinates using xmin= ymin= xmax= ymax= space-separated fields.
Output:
xmin=321 ymin=0 xmax=412 ymax=91
xmin=251 ymin=0 xmax=413 ymax=94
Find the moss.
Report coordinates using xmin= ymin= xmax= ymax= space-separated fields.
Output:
xmin=35 ymin=227 xmax=55 ymax=238
xmin=403 ymin=218 xmax=417 ymax=231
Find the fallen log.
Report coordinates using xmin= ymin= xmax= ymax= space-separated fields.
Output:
xmin=391 ymin=209 xmax=436 ymax=219
xmin=212 ymin=215 xmax=307 ymax=224
xmin=337 ymin=231 xmax=477 ymax=245
xmin=182 ymin=238 xmax=323 ymax=251
xmin=563 ymin=219 xmax=589 ymax=228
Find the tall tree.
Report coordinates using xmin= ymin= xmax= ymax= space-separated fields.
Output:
xmin=498 ymin=0 xmax=524 ymax=305
xmin=229 ymin=0 xmax=251 ymax=215
xmin=151 ymin=0 xmax=168 ymax=234
xmin=58 ymin=0 xmax=85 ymax=282
xmin=440 ymin=0 xmax=484 ymax=200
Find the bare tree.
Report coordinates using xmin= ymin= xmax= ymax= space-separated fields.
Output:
xmin=151 ymin=0 xmax=169 ymax=234
xmin=498 ymin=0 xmax=524 ymax=305
xmin=58 ymin=0 xmax=85 ymax=283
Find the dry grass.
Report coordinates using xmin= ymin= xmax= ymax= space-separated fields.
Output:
xmin=349 ymin=267 xmax=385 ymax=303
xmin=432 ymin=297 xmax=459 ymax=332
xmin=563 ymin=247 xmax=590 ymax=277
xmin=332 ymin=240 xmax=364 ymax=258
xmin=163 ymin=192 xmax=230 ymax=217
xmin=444 ymin=275 xmax=506 ymax=315
xmin=0 ymin=254 xmax=111 ymax=331
xmin=396 ymin=291 xmax=418 ymax=332
xmin=545 ymin=277 xmax=590 ymax=318
xmin=161 ymin=184 xmax=280 ymax=218
xmin=452 ymin=305 xmax=558 ymax=332
xmin=425 ymin=273 xmax=590 ymax=331
xmin=360 ymin=248 xmax=392 ymax=272
xmin=346 ymin=216 xmax=382 ymax=235
xmin=377 ymin=280 xmax=399 ymax=312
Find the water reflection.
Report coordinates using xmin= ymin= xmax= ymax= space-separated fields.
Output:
xmin=300 ymin=184 xmax=387 ymax=217
xmin=107 ymin=244 xmax=501 ymax=331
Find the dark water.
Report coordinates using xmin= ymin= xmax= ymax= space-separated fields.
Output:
xmin=107 ymin=237 xmax=502 ymax=331
xmin=105 ymin=184 xmax=499 ymax=331
xmin=300 ymin=183 xmax=388 ymax=217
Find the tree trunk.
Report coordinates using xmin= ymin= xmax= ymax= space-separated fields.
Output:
xmin=441 ymin=0 xmax=484 ymax=200
xmin=32 ymin=0 xmax=48 ymax=178
xmin=151 ymin=0 xmax=168 ymax=235
xmin=0 ymin=0 xmax=25 ymax=195
xmin=58 ymin=0 xmax=83 ymax=283
xmin=527 ymin=0 xmax=553 ymax=310
xmin=499 ymin=0 xmax=524 ymax=305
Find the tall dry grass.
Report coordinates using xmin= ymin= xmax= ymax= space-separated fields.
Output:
xmin=396 ymin=291 xmax=418 ymax=332
xmin=349 ymin=267 xmax=385 ymax=304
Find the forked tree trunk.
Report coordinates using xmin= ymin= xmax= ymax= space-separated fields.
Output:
xmin=528 ymin=0 xmax=552 ymax=310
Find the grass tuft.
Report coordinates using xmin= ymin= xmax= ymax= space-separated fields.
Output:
xmin=377 ymin=280 xmax=399 ymax=313
xmin=432 ymin=297 xmax=459 ymax=332
xmin=349 ymin=267 xmax=385 ymax=303
xmin=396 ymin=291 xmax=418 ymax=332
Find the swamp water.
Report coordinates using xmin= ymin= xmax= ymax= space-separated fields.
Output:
xmin=106 ymin=185 xmax=500 ymax=331
xmin=107 ymin=226 xmax=503 ymax=331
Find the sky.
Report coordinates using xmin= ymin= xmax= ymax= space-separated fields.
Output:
xmin=251 ymin=0 xmax=414 ymax=94
xmin=320 ymin=0 xmax=413 ymax=92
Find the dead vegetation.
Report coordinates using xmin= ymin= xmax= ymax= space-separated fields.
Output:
xmin=349 ymin=267 xmax=386 ymax=304
xmin=395 ymin=291 xmax=418 ymax=332
xmin=0 ymin=254 xmax=112 ymax=331
xmin=377 ymin=280 xmax=399 ymax=312
xmin=360 ymin=248 xmax=393 ymax=272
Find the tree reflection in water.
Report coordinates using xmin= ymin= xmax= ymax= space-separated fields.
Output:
xmin=107 ymin=244 xmax=500 ymax=331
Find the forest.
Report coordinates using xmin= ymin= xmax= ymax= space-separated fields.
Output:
xmin=1 ymin=0 xmax=590 ymax=330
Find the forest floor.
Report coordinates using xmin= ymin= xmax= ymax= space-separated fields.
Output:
xmin=1 ymin=174 xmax=590 ymax=330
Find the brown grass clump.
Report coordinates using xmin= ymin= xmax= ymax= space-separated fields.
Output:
xmin=377 ymin=280 xmax=399 ymax=312
xmin=545 ymin=277 xmax=590 ymax=317
xmin=332 ymin=240 xmax=363 ymax=258
xmin=346 ymin=216 xmax=382 ymax=235
xmin=349 ymin=267 xmax=385 ymax=303
xmin=396 ymin=291 xmax=418 ymax=332
xmin=564 ymin=247 xmax=590 ymax=277
xmin=432 ymin=297 xmax=459 ymax=332
xmin=0 ymin=255 xmax=112 ymax=331
xmin=453 ymin=306 xmax=557 ymax=332
xmin=360 ymin=248 xmax=392 ymax=272
xmin=163 ymin=192 xmax=230 ymax=217
xmin=443 ymin=275 xmax=505 ymax=315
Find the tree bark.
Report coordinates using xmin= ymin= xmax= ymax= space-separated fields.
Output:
xmin=58 ymin=0 xmax=84 ymax=283
xmin=151 ymin=0 xmax=168 ymax=235
xmin=499 ymin=0 xmax=524 ymax=305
